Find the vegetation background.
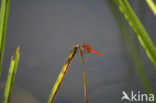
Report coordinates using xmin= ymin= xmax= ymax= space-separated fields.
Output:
xmin=0 ymin=0 xmax=156 ymax=103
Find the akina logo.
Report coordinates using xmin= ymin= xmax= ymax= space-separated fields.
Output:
xmin=121 ymin=91 xmax=155 ymax=102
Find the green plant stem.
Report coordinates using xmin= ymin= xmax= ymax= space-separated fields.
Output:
xmin=3 ymin=56 xmax=15 ymax=103
xmin=0 ymin=0 xmax=11 ymax=77
xmin=3 ymin=47 xmax=20 ymax=103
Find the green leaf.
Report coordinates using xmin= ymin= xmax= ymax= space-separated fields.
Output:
xmin=114 ymin=0 xmax=156 ymax=68
xmin=48 ymin=46 xmax=77 ymax=103
xmin=0 ymin=0 xmax=11 ymax=76
xmin=146 ymin=0 xmax=156 ymax=16
xmin=3 ymin=56 xmax=15 ymax=103
xmin=109 ymin=1 xmax=156 ymax=101
xmin=3 ymin=47 xmax=20 ymax=103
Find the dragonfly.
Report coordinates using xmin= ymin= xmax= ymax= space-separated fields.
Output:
xmin=81 ymin=43 xmax=103 ymax=55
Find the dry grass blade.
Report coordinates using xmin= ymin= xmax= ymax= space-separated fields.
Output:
xmin=48 ymin=46 xmax=77 ymax=103
xmin=78 ymin=45 xmax=88 ymax=103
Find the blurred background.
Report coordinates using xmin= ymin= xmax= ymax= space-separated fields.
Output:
xmin=0 ymin=0 xmax=156 ymax=103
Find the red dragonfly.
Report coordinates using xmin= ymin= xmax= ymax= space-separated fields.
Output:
xmin=81 ymin=43 xmax=103 ymax=55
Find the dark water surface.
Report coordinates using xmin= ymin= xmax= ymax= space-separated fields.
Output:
xmin=0 ymin=0 xmax=156 ymax=103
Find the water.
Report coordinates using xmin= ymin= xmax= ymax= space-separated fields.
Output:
xmin=0 ymin=0 xmax=156 ymax=103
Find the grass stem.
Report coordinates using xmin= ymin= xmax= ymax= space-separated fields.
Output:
xmin=3 ymin=47 xmax=20 ymax=103
xmin=78 ymin=45 xmax=88 ymax=103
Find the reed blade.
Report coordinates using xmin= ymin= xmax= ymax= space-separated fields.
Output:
xmin=146 ymin=0 xmax=156 ymax=16
xmin=114 ymin=0 xmax=156 ymax=68
xmin=0 ymin=0 xmax=11 ymax=77
xmin=3 ymin=47 xmax=20 ymax=103
xmin=108 ymin=1 xmax=155 ymax=102
xmin=48 ymin=46 xmax=77 ymax=103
